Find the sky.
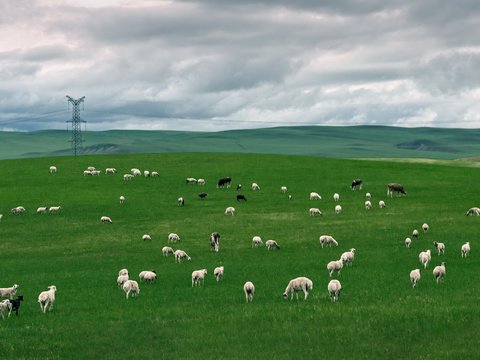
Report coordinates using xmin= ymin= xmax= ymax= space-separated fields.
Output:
xmin=1 ymin=0 xmax=480 ymax=132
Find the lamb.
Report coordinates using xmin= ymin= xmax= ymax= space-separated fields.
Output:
xmin=309 ymin=208 xmax=322 ymax=216
xmin=0 ymin=284 xmax=19 ymax=299
xmin=37 ymin=207 xmax=47 ymax=214
xmin=266 ymin=240 xmax=280 ymax=250
xmin=117 ymin=274 xmax=129 ymax=289
xmin=379 ymin=200 xmax=386 ymax=209
xmin=412 ymin=229 xmax=419 ymax=240
xmin=327 ymin=259 xmax=343 ymax=277
xmin=422 ymin=223 xmax=429 ymax=233
xmin=178 ymin=197 xmax=184 ymax=206
xmin=49 ymin=206 xmax=61 ymax=213
xmin=387 ymin=183 xmax=406 ymax=197
xmin=168 ymin=233 xmax=180 ymax=243
xmin=433 ymin=262 xmax=446 ymax=284
xmin=186 ymin=177 xmax=197 ymax=184
xmin=38 ymin=285 xmax=56 ymax=313
xmin=120 ymin=196 xmax=125 ymax=204
xmin=162 ymin=246 xmax=174 ymax=256
xmin=335 ymin=205 xmax=342 ymax=214
xmin=174 ymin=250 xmax=191 ymax=263
xmin=143 ymin=271 xmax=157 ymax=284
xmin=310 ymin=192 xmax=321 ymax=200
xmin=49 ymin=166 xmax=57 ymax=173
xmin=244 ymin=282 xmax=255 ymax=303
xmin=419 ymin=249 xmax=431 ymax=269
xmin=192 ymin=269 xmax=207 ymax=286
xmin=281 ymin=186 xmax=287 ymax=193
xmin=0 ymin=300 xmax=11 ymax=320
xmin=214 ymin=266 xmax=224 ymax=282
xmin=124 ymin=174 xmax=134 ymax=181
xmin=101 ymin=216 xmax=112 ymax=224
xmin=350 ymin=179 xmax=362 ymax=190
xmin=225 ymin=206 xmax=235 ymax=216
xmin=142 ymin=234 xmax=152 ymax=241
xmin=328 ymin=279 xmax=342 ymax=302
xmin=405 ymin=237 xmax=412 ymax=248
xmin=252 ymin=183 xmax=260 ymax=190
xmin=319 ymin=235 xmax=338 ymax=248
xmin=198 ymin=179 xmax=205 ymax=186
xmin=341 ymin=248 xmax=356 ymax=266
xmin=252 ymin=236 xmax=263 ymax=248
xmin=461 ymin=242 xmax=470 ymax=258
xmin=123 ymin=280 xmax=140 ymax=299
xmin=151 ymin=171 xmax=159 ymax=177
xmin=433 ymin=241 xmax=445 ymax=255
xmin=366 ymin=192 xmax=371 ymax=200
xmin=283 ymin=277 xmax=313 ymax=300
xmin=333 ymin=193 xmax=339 ymax=202
xmin=7 ymin=295 xmax=23 ymax=317
xmin=466 ymin=207 xmax=480 ymax=216
xmin=365 ymin=201 xmax=372 ymax=210
xmin=410 ymin=269 xmax=421 ymax=288
xmin=105 ymin=168 xmax=117 ymax=174
xmin=210 ymin=232 xmax=220 ymax=252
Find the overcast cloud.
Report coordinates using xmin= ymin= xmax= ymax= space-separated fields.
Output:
xmin=1 ymin=0 xmax=480 ymax=131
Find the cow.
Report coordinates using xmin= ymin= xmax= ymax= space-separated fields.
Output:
xmin=236 ymin=195 xmax=247 ymax=201
xmin=387 ymin=183 xmax=406 ymax=197
xmin=350 ymin=179 xmax=362 ymax=190
xmin=210 ymin=232 xmax=220 ymax=252
xmin=217 ymin=177 xmax=232 ymax=188
xmin=198 ymin=192 xmax=208 ymax=199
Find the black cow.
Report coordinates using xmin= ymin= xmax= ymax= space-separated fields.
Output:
xmin=217 ymin=177 xmax=232 ymax=188
xmin=236 ymin=195 xmax=247 ymax=201
xmin=198 ymin=192 xmax=208 ymax=199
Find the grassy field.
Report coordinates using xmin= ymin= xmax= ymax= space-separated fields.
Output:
xmin=0 ymin=153 xmax=479 ymax=359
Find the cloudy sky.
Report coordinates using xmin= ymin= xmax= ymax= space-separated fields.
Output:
xmin=1 ymin=0 xmax=480 ymax=132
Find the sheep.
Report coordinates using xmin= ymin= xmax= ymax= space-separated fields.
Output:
xmin=281 ymin=186 xmax=287 ymax=193
xmin=0 ymin=214 xmax=2 ymax=221
xmin=142 ymin=234 xmax=152 ymax=242
xmin=333 ymin=193 xmax=339 ymax=202
xmin=341 ymin=248 xmax=356 ymax=266
xmin=139 ymin=270 xmax=156 ymax=282
xmin=87 ymin=166 xmax=96 ymax=171
xmin=350 ymin=179 xmax=362 ymax=190
xmin=117 ymin=274 xmax=129 ymax=289
xmin=49 ymin=206 xmax=61 ymax=213
xmin=309 ymin=208 xmax=322 ymax=216
xmin=466 ymin=207 xmax=480 ymax=216
xmin=283 ymin=277 xmax=313 ymax=300
xmin=319 ymin=235 xmax=338 ymax=248
xmin=37 ymin=207 xmax=47 ymax=214
xmin=433 ymin=262 xmax=446 ymax=284
xmin=91 ymin=170 xmax=101 ymax=176
xmin=335 ymin=205 xmax=342 ymax=214
xmin=118 ymin=268 xmax=129 ymax=276
xmin=178 ymin=197 xmax=184 ymax=206
xmin=214 ymin=266 xmax=224 ymax=282
xmin=174 ymin=250 xmax=191 ymax=263
xmin=0 ymin=300 xmax=11 ymax=320
xmin=422 ymin=223 xmax=429 ymax=233
xmin=198 ymin=193 xmax=208 ymax=200
xmin=310 ymin=192 xmax=321 ymax=200
xmin=198 ymin=179 xmax=205 ymax=186
xmin=7 ymin=295 xmax=23 ymax=317
xmin=192 ymin=269 xmax=207 ymax=286
xmin=419 ymin=249 xmax=431 ymax=269
xmin=124 ymin=174 xmax=134 ymax=181
xmin=433 ymin=241 xmax=445 ymax=255
xmin=11 ymin=206 xmax=25 ymax=215
xmin=168 ymin=233 xmax=180 ymax=243
xmin=0 ymin=284 xmax=19 ymax=299
xmin=123 ymin=280 xmax=140 ymax=299
xmin=366 ymin=193 xmax=371 ymax=200
xmin=49 ymin=166 xmax=57 ymax=173
xmin=410 ymin=269 xmax=421 ymax=288
xmin=38 ymin=285 xmax=56 ymax=313
xmin=252 ymin=183 xmax=260 ymax=190
xmin=379 ymin=200 xmax=386 ymax=209
xmin=266 ymin=240 xmax=280 ymax=250
xmin=143 ymin=271 xmax=157 ymax=284
xmin=162 ymin=246 xmax=174 ymax=256
xmin=120 ymin=196 xmax=125 ymax=204
xmin=83 ymin=170 xmax=92 ymax=176
xmin=105 ymin=168 xmax=117 ymax=174
xmin=327 ymin=259 xmax=343 ymax=277
xmin=244 ymin=282 xmax=255 ymax=303
xmin=288 ymin=195 xmax=292 ymax=200
xmin=405 ymin=237 xmax=412 ymax=248
xmin=225 ymin=206 xmax=235 ymax=216
xmin=210 ymin=232 xmax=220 ymax=252
xmin=328 ymin=279 xmax=342 ymax=302
xmin=252 ymin=236 xmax=263 ymax=248
xmin=387 ymin=183 xmax=406 ymax=197
xmin=365 ymin=201 xmax=372 ymax=210
xmin=144 ymin=170 xmax=150 ymax=177
xmin=151 ymin=171 xmax=159 ymax=177
xmin=101 ymin=216 xmax=112 ymax=224
xmin=131 ymin=168 xmax=141 ymax=176
xmin=461 ymin=242 xmax=470 ymax=258
xmin=186 ymin=177 xmax=197 ymax=184
xmin=412 ymin=229 xmax=419 ymax=240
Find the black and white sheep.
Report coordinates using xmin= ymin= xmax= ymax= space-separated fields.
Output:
xmin=38 ymin=285 xmax=56 ymax=313
xmin=433 ymin=241 xmax=445 ymax=255
xmin=174 ymin=250 xmax=191 ymax=263
xmin=433 ymin=262 xmax=446 ymax=284
xmin=319 ymin=235 xmax=338 ymax=248
xmin=0 ymin=284 xmax=19 ymax=299
xmin=387 ymin=183 xmax=406 ymax=197
xmin=192 ymin=269 xmax=207 ymax=286
xmin=178 ymin=197 xmax=185 ymax=206
xmin=466 ymin=207 xmax=480 ymax=216
xmin=266 ymin=240 xmax=280 ymax=250
xmin=328 ymin=279 xmax=342 ymax=302
xmin=283 ymin=277 xmax=313 ymax=300
xmin=461 ymin=242 xmax=470 ymax=258
xmin=214 ymin=266 xmax=224 ymax=282
xmin=244 ymin=282 xmax=255 ymax=303
xmin=123 ymin=280 xmax=140 ymax=299
xmin=186 ymin=177 xmax=197 ymax=184
xmin=210 ymin=232 xmax=220 ymax=252
xmin=410 ymin=269 xmax=421 ymax=288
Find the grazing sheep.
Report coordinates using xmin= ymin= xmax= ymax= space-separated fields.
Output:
xmin=236 ymin=195 xmax=247 ymax=201
xmin=124 ymin=174 xmax=134 ymax=181
xmin=0 ymin=284 xmax=19 ymax=299
xmin=310 ymin=192 xmax=322 ymax=200
xmin=37 ymin=207 xmax=47 ymax=214
xmin=0 ymin=300 xmax=11 ymax=320
xmin=433 ymin=262 xmax=446 ymax=284
xmin=117 ymin=274 xmax=129 ymax=289
xmin=341 ymin=248 xmax=356 ymax=266
xmin=101 ymin=216 xmax=112 ymax=224
xmin=38 ymin=285 xmax=56 ymax=313
xmin=144 ymin=170 xmax=150 ymax=177
xmin=366 ymin=193 xmax=371 ymax=200
xmin=123 ymin=280 xmax=140 ymax=299
xmin=118 ymin=269 xmax=129 ymax=276
xmin=288 ymin=195 xmax=292 ymax=200
xmin=405 ymin=237 xmax=412 ymax=248
xmin=120 ymin=196 xmax=125 ymax=204
xmin=328 ymin=279 xmax=342 ymax=302
xmin=210 ymin=232 xmax=220 ymax=252
xmin=139 ymin=270 xmax=156 ymax=282
xmin=198 ymin=192 xmax=208 ymax=200
xmin=151 ymin=171 xmax=159 ymax=177
xmin=244 ymin=282 xmax=255 ymax=303
xmin=266 ymin=240 xmax=280 ymax=250
xmin=466 ymin=207 xmax=480 ymax=216
xmin=11 ymin=206 xmax=25 ymax=215
xmin=168 ymin=233 xmax=180 ymax=243
xmin=433 ymin=241 xmax=445 ymax=255
xmin=419 ymin=249 xmax=432 ymax=269
xmin=142 ymin=234 xmax=152 ymax=242
xmin=461 ymin=242 xmax=470 ymax=258
xmin=412 ymin=229 xmax=419 ymax=240
xmin=387 ymin=183 xmax=406 ymax=197
xmin=252 ymin=236 xmax=263 ymax=248
xmin=350 ymin=179 xmax=362 ymax=190
xmin=7 ymin=295 xmax=23 ymax=317
xmin=198 ymin=179 xmax=205 ymax=186
xmin=162 ymin=246 xmax=174 ymax=256
xmin=0 ymin=214 xmax=2 ymax=221
xmin=283 ymin=277 xmax=313 ymax=300
xmin=131 ymin=169 xmax=141 ymax=177
xmin=309 ymin=208 xmax=322 ymax=216
xmin=214 ymin=266 xmax=224 ymax=282
xmin=178 ymin=197 xmax=184 ymax=206
xmin=335 ymin=205 xmax=342 ymax=214
xmin=83 ymin=170 xmax=92 ymax=176
xmin=91 ymin=170 xmax=101 ymax=176
xmin=225 ymin=206 xmax=235 ymax=216
xmin=327 ymin=259 xmax=343 ymax=277
xmin=379 ymin=200 xmax=386 ymax=208
xmin=50 ymin=166 xmax=57 ymax=173
xmin=174 ymin=250 xmax=191 ymax=263
xmin=333 ymin=193 xmax=339 ymax=202
xmin=105 ymin=168 xmax=117 ymax=174
xmin=410 ymin=269 xmax=421 ymax=288
xmin=192 ymin=269 xmax=207 ymax=286
xmin=49 ymin=206 xmax=61 ymax=213
xmin=281 ymin=186 xmax=287 ymax=193
xmin=422 ymin=223 xmax=429 ymax=233
xmin=143 ymin=271 xmax=157 ymax=284
xmin=252 ymin=183 xmax=260 ymax=190
xmin=365 ymin=201 xmax=372 ymax=210
xmin=319 ymin=235 xmax=338 ymax=248
xmin=87 ymin=166 xmax=96 ymax=171
xmin=186 ymin=177 xmax=197 ymax=184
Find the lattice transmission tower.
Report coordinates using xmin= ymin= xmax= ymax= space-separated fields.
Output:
xmin=66 ymin=95 xmax=86 ymax=155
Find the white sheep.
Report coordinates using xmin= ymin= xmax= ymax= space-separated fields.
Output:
xmin=410 ymin=269 xmax=421 ymax=288
xmin=310 ymin=192 xmax=321 ymax=200
xmin=11 ymin=206 xmax=25 ymax=215
xmin=405 ymin=237 xmax=412 ymax=248
xmin=105 ymin=168 xmax=117 ymax=174
xmin=214 ymin=266 xmax=224 ymax=282
xmin=327 ymin=259 xmax=343 ymax=277
xmin=412 ymin=229 xmax=419 ymax=239
xmin=123 ymin=280 xmax=140 ymax=299
xmin=266 ymin=240 xmax=280 ymax=250
xmin=49 ymin=166 xmax=57 ymax=173
xmin=132 ymin=169 xmax=141 ymax=177
xmin=178 ymin=197 xmax=184 ymax=206
xmin=124 ymin=174 xmax=134 ymax=181
xmin=319 ymin=235 xmax=338 ymax=248
xmin=142 ymin=234 xmax=152 ymax=242
xmin=225 ymin=206 xmax=235 ymax=216
xmin=162 ymin=246 xmax=174 ymax=256
xmin=433 ymin=241 xmax=445 ymax=255
xmin=101 ymin=216 xmax=112 ymax=224
xmin=198 ymin=179 xmax=205 ymax=186
xmin=0 ymin=284 xmax=19 ymax=299
xmin=87 ymin=166 xmax=96 ymax=171
xmin=84 ymin=170 xmax=92 ymax=176
xmin=168 ymin=233 xmax=180 ymax=243
xmin=341 ymin=248 xmax=356 ymax=266
xmin=174 ymin=250 xmax=191 ymax=263
xmin=333 ymin=193 xmax=339 ymax=202
xmin=366 ymin=193 xmax=371 ymax=200
xmin=118 ymin=268 xmax=129 ymax=276
xmin=49 ymin=206 xmax=61 ymax=213
xmin=283 ymin=277 xmax=313 ymax=300
xmin=144 ymin=170 xmax=150 ymax=177
xmin=365 ymin=201 xmax=372 ymax=210
xmin=117 ymin=274 xmax=129 ymax=289
xmin=192 ymin=269 xmax=207 ymax=286
xmin=38 ymin=285 xmax=56 ymax=313
xmin=379 ymin=200 xmax=386 ymax=209
xmin=422 ymin=223 xmax=429 ymax=233
xmin=0 ymin=300 xmax=11 ymax=319
xmin=466 ymin=207 xmax=480 ymax=216
xmin=151 ymin=171 xmax=159 ymax=177
xmin=309 ymin=208 xmax=322 ymax=216
xmin=120 ymin=196 xmax=125 ymax=204
xmin=461 ymin=242 xmax=470 ymax=258
xmin=252 ymin=183 xmax=260 ymax=190
xmin=419 ymin=249 xmax=431 ymax=269
xmin=143 ymin=271 xmax=157 ymax=284
xmin=91 ymin=170 xmax=101 ymax=176
xmin=252 ymin=236 xmax=263 ymax=248
xmin=433 ymin=262 xmax=446 ymax=284
xmin=0 ymin=214 xmax=3 ymax=221
xmin=244 ymin=281 xmax=255 ymax=303
xmin=328 ymin=279 xmax=342 ymax=302
xmin=335 ymin=205 xmax=342 ymax=214
xmin=186 ymin=177 xmax=197 ymax=184
xmin=37 ymin=207 xmax=47 ymax=214
xmin=281 ymin=186 xmax=287 ymax=193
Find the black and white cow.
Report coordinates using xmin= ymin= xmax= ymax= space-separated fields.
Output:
xmin=210 ymin=232 xmax=220 ymax=252
xmin=387 ymin=183 xmax=406 ymax=197
xmin=350 ymin=179 xmax=362 ymax=190
xmin=217 ymin=177 xmax=232 ymax=188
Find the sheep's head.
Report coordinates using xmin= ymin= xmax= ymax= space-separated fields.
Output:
xmin=13 ymin=284 xmax=19 ymax=290
xmin=283 ymin=292 xmax=288 ymax=299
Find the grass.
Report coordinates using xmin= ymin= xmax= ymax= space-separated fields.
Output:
xmin=0 ymin=152 xmax=479 ymax=359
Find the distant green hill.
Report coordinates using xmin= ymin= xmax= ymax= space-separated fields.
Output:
xmin=1 ymin=125 xmax=480 ymax=160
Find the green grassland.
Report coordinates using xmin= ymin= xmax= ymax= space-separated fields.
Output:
xmin=0 ymin=153 xmax=479 ymax=359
